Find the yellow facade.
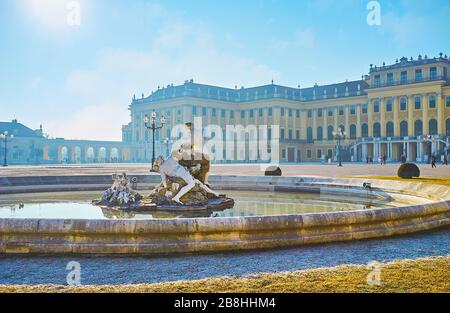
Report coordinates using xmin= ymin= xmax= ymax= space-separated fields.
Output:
xmin=129 ymin=56 xmax=450 ymax=163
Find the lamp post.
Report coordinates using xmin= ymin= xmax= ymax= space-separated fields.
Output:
xmin=333 ymin=127 xmax=346 ymax=167
xmin=143 ymin=111 xmax=166 ymax=168
xmin=0 ymin=131 xmax=14 ymax=167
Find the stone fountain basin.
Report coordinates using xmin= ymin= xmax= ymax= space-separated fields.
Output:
xmin=0 ymin=175 xmax=449 ymax=255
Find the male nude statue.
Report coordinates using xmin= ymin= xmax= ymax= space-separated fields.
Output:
xmin=153 ymin=155 xmax=218 ymax=204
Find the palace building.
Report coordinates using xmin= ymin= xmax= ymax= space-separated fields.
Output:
xmin=124 ymin=54 xmax=450 ymax=163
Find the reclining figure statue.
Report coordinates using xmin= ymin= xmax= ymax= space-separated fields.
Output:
xmin=153 ymin=155 xmax=219 ymax=204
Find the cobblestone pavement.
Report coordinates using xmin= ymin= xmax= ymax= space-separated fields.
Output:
xmin=0 ymin=162 xmax=449 ymax=178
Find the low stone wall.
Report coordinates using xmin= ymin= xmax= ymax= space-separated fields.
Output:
xmin=0 ymin=175 xmax=449 ymax=254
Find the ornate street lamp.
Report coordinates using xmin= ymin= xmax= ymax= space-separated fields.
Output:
xmin=333 ymin=127 xmax=346 ymax=167
xmin=143 ymin=111 xmax=166 ymax=168
xmin=0 ymin=131 xmax=14 ymax=167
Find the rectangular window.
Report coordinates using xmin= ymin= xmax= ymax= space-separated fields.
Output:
xmin=288 ymin=108 xmax=293 ymax=117
xmin=249 ymin=109 xmax=254 ymax=118
xmin=430 ymin=67 xmax=437 ymax=80
xmin=307 ymin=149 xmax=312 ymax=159
xmin=281 ymin=107 xmax=285 ymax=116
xmin=339 ymin=106 xmax=344 ymax=116
xmin=268 ymin=107 xmax=273 ymax=116
xmin=240 ymin=110 xmax=245 ymax=118
xmin=202 ymin=107 xmax=207 ymax=116
xmin=192 ymin=105 xmax=197 ymax=115
xmin=374 ymin=75 xmax=381 ymax=86
xmin=296 ymin=109 xmax=300 ymax=118
xmin=307 ymin=110 xmax=312 ymax=118
xmin=317 ymin=149 xmax=322 ymax=159
xmin=400 ymin=71 xmax=407 ymax=83
xmin=259 ymin=108 xmax=263 ymax=117
xmin=211 ymin=108 xmax=216 ymax=117
xmin=429 ymin=95 xmax=436 ymax=108
xmin=415 ymin=69 xmax=422 ymax=81
xmin=282 ymin=149 xmax=286 ymax=159
xmin=446 ymin=96 xmax=450 ymax=108
xmin=374 ymin=100 xmax=379 ymax=113
xmin=414 ymin=96 xmax=421 ymax=109
xmin=288 ymin=129 xmax=293 ymax=140
xmin=387 ymin=73 xmax=393 ymax=85
xmin=230 ymin=111 xmax=235 ymax=119
xmin=350 ymin=105 xmax=356 ymax=115
xmin=280 ymin=128 xmax=285 ymax=140
xmin=296 ymin=130 xmax=300 ymax=140
xmin=328 ymin=107 xmax=333 ymax=116
xmin=386 ymin=99 xmax=392 ymax=112
xmin=317 ymin=108 xmax=323 ymax=117
xmin=221 ymin=109 xmax=226 ymax=118
xmin=268 ymin=128 xmax=272 ymax=140
xmin=362 ymin=103 xmax=368 ymax=114
xmin=400 ymin=98 xmax=407 ymax=111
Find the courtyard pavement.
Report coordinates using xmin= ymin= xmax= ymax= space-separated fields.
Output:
xmin=0 ymin=162 xmax=449 ymax=178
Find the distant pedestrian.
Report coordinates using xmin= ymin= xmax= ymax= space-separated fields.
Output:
xmin=431 ymin=154 xmax=437 ymax=168
xmin=444 ymin=154 xmax=448 ymax=166
xmin=366 ymin=156 xmax=369 ymax=164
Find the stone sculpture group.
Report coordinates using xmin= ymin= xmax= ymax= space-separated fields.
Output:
xmin=93 ymin=122 xmax=234 ymax=212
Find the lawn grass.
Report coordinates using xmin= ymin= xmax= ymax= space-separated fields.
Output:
xmin=1 ymin=255 xmax=449 ymax=293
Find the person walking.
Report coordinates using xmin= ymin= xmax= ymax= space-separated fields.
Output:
xmin=431 ymin=154 xmax=437 ymax=168
xmin=444 ymin=154 xmax=448 ymax=166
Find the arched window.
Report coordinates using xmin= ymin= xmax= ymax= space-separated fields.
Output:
xmin=429 ymin=119 xmax=437 ymax=135
xmin=350 ymin=124 xmax=356 ymax=139
xmin=400 ymin=121 xmax=408 ymax=137
xmin=386 ymin=121 xmax=394 ymax=137
xmin=338 ymin=124 xmax=345 ymax=132
xmin=327 ymin=125 xmax=334 ymax=140
xmin=307 ymin=127 xmax=313 ymax=143
xmin=317 ymin=126 xmax=323 ymax=141
xmin=446 ymin=118 xmax=450 ymax=136
xmin=414 ymin=120 xmax=423 ymax=136
xmin=373 ymin=122 xmax=381 ymax=137
xmin=361 ymin=123 xmax=368 ymax=138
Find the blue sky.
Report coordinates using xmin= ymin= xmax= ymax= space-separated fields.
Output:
xmin=1 ymin=0 xmax=450 ymax=140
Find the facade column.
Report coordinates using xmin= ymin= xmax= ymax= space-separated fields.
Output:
xmin=333 ymin=106 xmax=338 ymax=133
xmin=300 ymin=109 xmax=306 ymax=140
xmin=380 ymin=97 xmax=386 ymax=137
xmin=356 ymin=104 xmax=361 ymax=138
xmin=422 ymin=94 xmax=429 ymax=135
xmin=406 ymin=142 xmax=411 ymax=162
xmin=437 ymin=92 xmax=444 ymax=135
xmin=407 ymin=95 xmax=414 ymax=136
xmin=368 ymin=99 xmax=374 ymax=137
xmin=323 ymin=107 xmax=327 ymax=140
xmin=393 ymin=96 xmax=399 ymax=136
xmin=362 ymin=143 xmax=367 ymax=161
xmin=312 ymin=109 xmax=317 ymax=139
xmin=344 ymin=105 xmax=350 ymax=136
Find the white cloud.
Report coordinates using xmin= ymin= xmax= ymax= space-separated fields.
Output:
xmin=55 ymin=17 xmax=280 ymax=141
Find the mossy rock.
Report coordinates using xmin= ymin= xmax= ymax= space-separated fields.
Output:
xmin=397 ymin=163 xmax=420 ymax=179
